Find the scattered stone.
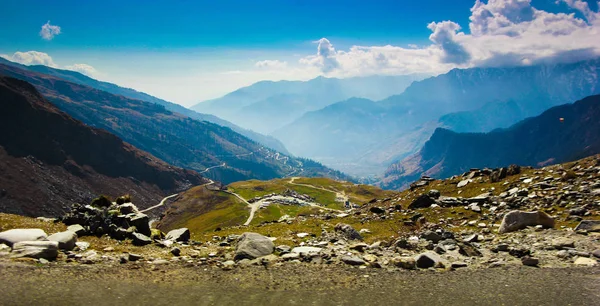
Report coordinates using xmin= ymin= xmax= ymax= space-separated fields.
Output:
xmin=415 ymin=252 xmax=446 ymax=269
xmin=291 ymin=246 xmax=322 ymax=255
xmin=281 ymin=253 xmax=300 ymax=261
xmin=551 ymin=238 xmax=575 ymax=250
xmin=420 ymin=230 xmax=442 ymax=243
xmin=0 ymin=229 xmax=48 ymax=247
xmin=48 ymin=231 xmax=77 ymax=251
xmin=392 ymin=257 xmax=416 ymax=270
xmin=128 ymin=253 xmax=143 ymax=262
xmin=408 ymin=194 xmax=436 ymax=209
xmin=349 ymin=243 xmax=369 ymax=252
xmin=11 ymin=241 xmax=58 ymax=260
xmin=334 ymin=223 xmax=362 ymax=240
xmin=457 ymin=180 xmax=470 ymax=188
xmin=458 ymin=242 xmax=482 ymax=257
xmin=369 ymin=207 xmax=385 ymax=214
xmin=451 ymin=262 xmax=468 ymax=269
xmin=36 ymin=217 xmax=57 ymax=223
xmin=573 ymin=257 xmax=597 ymax=266
xmin=170 ymin=247 xmax=181 ymax=257
xmin=592 ymin=250 xmax=600 ymax=259
xmin=103 ymin=247 xmax=114 ymax=252
xmin=222 ymin=260 xmax=236 ymax=270
xmin=575 ymin=220 xmax=600 ymax=232
xmin=67 ymin=224 xmax=86 ymax=237
xmin=75 ymin=241 xmax=89 ymax=251
xmin=165 ymin=228 xmax=190 ymax=242
xmin=276 ymin=245 xmax=291 ymax=254
xmin=131 ymin=233 xmax=152 ymax=246
xmin=498 ymin=210 xmax=555 ymax=233
xmin=118 ymin=203 xmax=138 ymax=214
xmin=521 ymin=256 xmax=539 ymax=267
xmin=234 ymin=232 xmax=274 ymax=260
xmin=341 ymin=256 xmax=365 ymax=266
xmin=296 ymin=233 xmax=310 ymax=238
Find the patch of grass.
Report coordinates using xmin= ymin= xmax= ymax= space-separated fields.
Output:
xmin=0 ymin=213 xmax=67 ymax=234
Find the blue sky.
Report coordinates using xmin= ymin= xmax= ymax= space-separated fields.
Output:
xmin=1 ymin=0 xmax=599 ymax=105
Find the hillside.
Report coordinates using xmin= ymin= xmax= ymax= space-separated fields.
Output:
xmin=274 ymin=59 xmax=600 ymax=177
xmin=382 ymin=94 xmax=600 ymax=190
xmin=0 ymin=57 xmax=288 ymax=153
xmin=0 ymin=76 xmax=207 ymax=217
xmin=192 ymin=75 xmax=424 ymax=134
xmin=0 ymin=64 xmax=348 ymax=184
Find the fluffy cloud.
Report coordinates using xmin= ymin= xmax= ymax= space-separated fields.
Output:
xmin=2 ymin=51 xmax=57 ymax=67
xmin=39 ymin=21 xmax=61 ymax=40
xmin=2 ymin=51 xmax=98 ymax=77
xmin=255 ymin=60 xmax=288 ymax=69
xmin=296 ymin=0 xmax=600 ymax=77
xmin=64 ymin=63 xmax=97 ymax=77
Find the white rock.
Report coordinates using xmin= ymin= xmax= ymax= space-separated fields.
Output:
xmin=48 ymin=231 xmax=77 ymax=251
xmin=0 ymin=229 xmax=48 ymax=247
xmin=291 ymin=246 xmax=322 ymax=254
xmin=574 ymin=257 xmax=597 ymax=266
xmin=11 ymin=241 xmax=58 ymax=259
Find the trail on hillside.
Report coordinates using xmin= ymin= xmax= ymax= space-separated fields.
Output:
xmin=198 ymin=163 xmax=226 ymax=174
xmin=222 ymin=189 xmax=257 ymax=226
xmin=140 ymin=180 xmax=215 ymax=214
xmin=288 ymin=177 xmax=349 ymax=207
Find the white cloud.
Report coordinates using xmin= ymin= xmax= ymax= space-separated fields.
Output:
xmin=293 ymin=0 xmax=600 ymax=77
xmin=2 ymin=51 xmax=99 ymax=77
xmin=254 ymin=60 xmax=288 ymax=69
xmin=39 ymin=21 xmax=61 ymax=41
xmin=64 ymin=63 xmax=97 ymax=77
xmin=2 ymin=51 xmax=58 ymax=67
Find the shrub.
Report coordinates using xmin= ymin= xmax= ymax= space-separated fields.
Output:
xmin=116 ymin=194 xmax=132 ymax=205
xmin=91 ymin=195 xmax=112 ymax=208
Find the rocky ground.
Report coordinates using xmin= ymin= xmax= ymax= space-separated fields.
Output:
xmin=1 ymin=156 xmax=600 ymax=304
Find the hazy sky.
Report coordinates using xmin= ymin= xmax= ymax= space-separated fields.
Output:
xmin=1 ymin=0 xmax=599 ymax=106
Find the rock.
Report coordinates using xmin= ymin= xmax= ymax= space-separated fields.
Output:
xmin=131 ymin=233 xmax=152 ymax=246
xmin=521 ymin=256 xmax=539 ymax=267
xmin=276 ymin=245 xmax=291 ymax=254
xmin=341 ymin=256 xmax=365 ymax=266
xmin=103 ymin=247 xmax=114 ymax=252
xmin=75 ymin=241 xmax=89 ymax=251
xmin=47 ymin=231 xmax=77 ymax=251
xmin=221 ymin=260 xmax=236 ymax=270
xmin=128 ymin=213 xmax=151 ymax=236
xmin=457 ymin=180 xmax=470 ymax=188
xmin=36 ymin=217 xmax=57 ymax=222
xmin=11 ymin=241 xmax=58 ymax=259
xmin=551 ymin=238 xmax=575 ymax=250
xmin=334 ymin=223 xmax=362 ymax=240
xmin=0 ymin=229 xmax=48 ymax=247
xmin=392 ymin=257 xmax=416 ymax=270
xmin=420 ymin=230 xmax=442 ymax=243
xmin=296 ymin=233 xmax=310 ymax=238
xmin=509 ymin=247 xmax=531 ymax=258
xmin=165 ymin=228 xmax=190 ymax=242
xmin=118 ymin=203 xmax=138 ymax=214
xmin=281 ymin=253 xmax=300 ymax=261
xmin=234 ymin=232 xmax=274 ymax=260
xmin=128 ymin=253 xmax=143 ymax=261
xmin=363 ymin=254 xmax=378 ymax=263
xmin=507 ymin=164 xmax=521 ymax=176
xmin=573 ymin=257 xmax=597 ymax=266
xmin=457 ymin=242 xmax=482 ymax=257
xmin=408 ymin=194 xmax=435 ymax=209
xmin=451 ymin=262 xmax=468 ymax=269
xmin=67 ymin=224 xmax=87 ymax=237
xmin=592 ymin=250 xmax=600 ymax=259
xmin=498 ymin=210 xmax=555 ymax=233
xmin=427 ymin=189 xmax=441 ymax=199
xmin=415 ymin=252 xmax=446 ymax=269
xmin=291 ymin=246 xmax=322 ymax=255
xmin=369 ymin=206 xmax=385 ymax=214
xmin=575 ymin=220 xmax=600 ymax=232
xmin=170 ymin=247 xmax=181 ymax=256
xmin=349 ymin=243 xmax=369 ymax=252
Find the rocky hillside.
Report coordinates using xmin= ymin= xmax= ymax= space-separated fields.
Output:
xmin=382 ymin=94 xmax=600 ymax=190
xmin=0 ymin=64 xmax=349 ymax=184
xmin=0 ymin=76 xmax=206 ymax=217
xmin=274 ymin=58 xmax=600 ymax=177
xmin=0 ymin=57 xmax=288 ymax=153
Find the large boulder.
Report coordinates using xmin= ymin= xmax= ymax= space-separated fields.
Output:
xmin=48 ymin=231 xmax=78 ymax=251
xmin=0 ymin=229 xmax=48 ymax=247
xmin=234 ymin=232 xmax=274 ymax=260
xmin=11 ymin=241 xmax=59 ymax=259
xmin=165 ymin=228 xmax=190 ymax=242
xmin=127 ymin=213 xmax=151 ymax=236
xmin=334 ymin=223 xmax=363 ymax=240
xmin=408 ymin=194 xmax=436 ymax=209
xmin=575 ymin=220 xmax=600 ymax=232
xmin=131 ymin=233 xmax=152 ymax=246
xmin=498 ymin=210 xmax=555 ymax=234
xmin=67 ymin=224 xmax=87 ymax=237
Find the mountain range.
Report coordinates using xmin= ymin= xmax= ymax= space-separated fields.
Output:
xmin=0 ymin=57 xmax=288 ymax=154
xmin=381 ymin=94 xmax=600 ymax=189
xmin=0 ymin=75 xmax=206 ymax=217
xmin=0 ymin=63 xmax=348 ymax=184
xmin=270 ymin=58 xmax=600 ymax=177
xmin=192 ymin=74 xmax=425 ymax=134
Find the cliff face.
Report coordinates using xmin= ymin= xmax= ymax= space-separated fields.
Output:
xmin=0 ymin=76 xmax=206 ymax=217
xmin=382 ymin=94 xmax=600 ymax=190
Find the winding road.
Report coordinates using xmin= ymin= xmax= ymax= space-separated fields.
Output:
xmin=139 ymin=194 xmax=179 ymax=214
